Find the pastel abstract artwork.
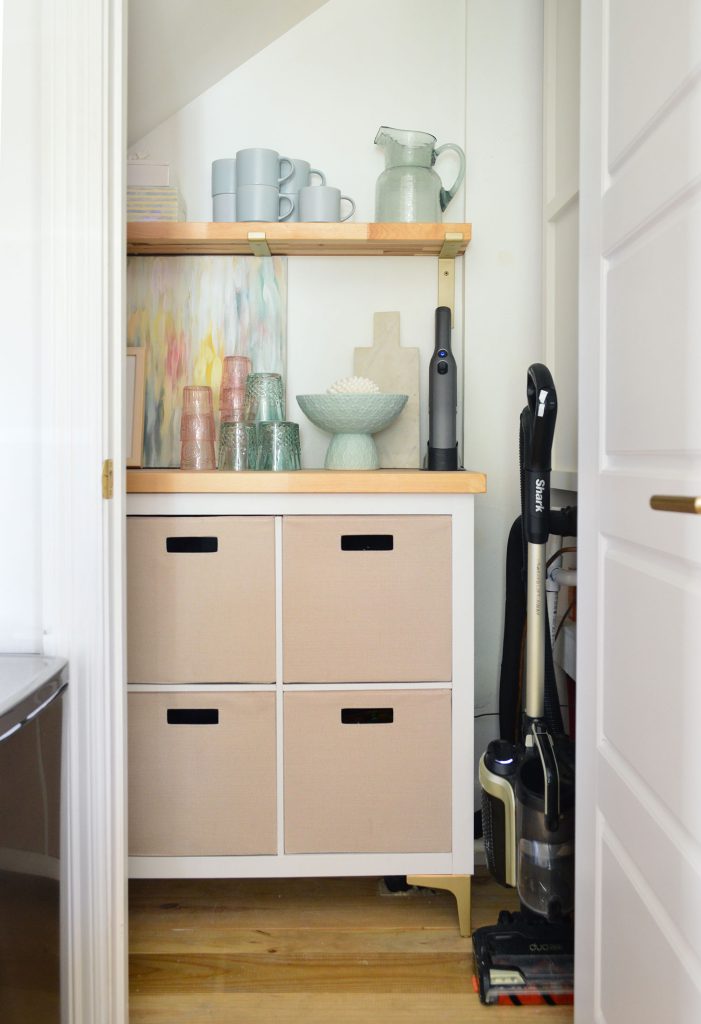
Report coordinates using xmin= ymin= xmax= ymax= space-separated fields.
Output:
xmin=127 ymin=256 xmax=287 ymax=466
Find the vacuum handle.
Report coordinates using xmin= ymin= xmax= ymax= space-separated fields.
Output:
xmin=525 ymin=363 xmax=557 ymax=474
xmin=523 ymin=364 xmax=557 ymax=544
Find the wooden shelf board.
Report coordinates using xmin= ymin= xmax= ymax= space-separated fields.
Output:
xmin=127 ymin=468 xmax=487 ymax=495
xmin=126 ymin=222 xmax=472 ymax=257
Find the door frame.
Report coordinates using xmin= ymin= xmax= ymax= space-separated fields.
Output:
xmin=573 ymin=0 xmax=601 ymax=1014
xmin=40 ymin=0 xmax=127 ymax=1020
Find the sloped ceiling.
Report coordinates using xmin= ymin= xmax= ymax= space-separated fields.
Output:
xmin=128 ymin=0 xmax=329 ymax=146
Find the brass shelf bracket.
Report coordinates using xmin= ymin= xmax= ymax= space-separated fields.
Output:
xmin=247 ymin=231 xmax=272 ymax=257
xmin=438 ymin=232 xmax=464 ymax=324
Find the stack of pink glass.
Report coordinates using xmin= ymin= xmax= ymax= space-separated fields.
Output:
xmin=220 ymin=356 xmax=253 ymax=423
xmin=180 ymin=386 xmax=216 ymax=470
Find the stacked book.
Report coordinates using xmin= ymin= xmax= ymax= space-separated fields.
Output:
xmin=127 ymin=160 xmax=186 ymax=222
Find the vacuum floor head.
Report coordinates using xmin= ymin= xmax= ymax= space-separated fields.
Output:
xmin=472 ymin=910 xmax=574 ymax=1006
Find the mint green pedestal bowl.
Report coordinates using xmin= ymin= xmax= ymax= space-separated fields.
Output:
xmin=296 ymin=393 xmax=408 ymax=470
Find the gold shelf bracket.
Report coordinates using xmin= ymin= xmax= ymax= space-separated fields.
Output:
xmin=437 ymin=232 xmax=463 ymax=325
xmin=247 ymin=231 xmax=272 ymax=257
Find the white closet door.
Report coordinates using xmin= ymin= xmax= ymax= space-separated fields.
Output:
xmin=543 ymin=0 xmax=580 ymax=489
xmin=577 ymin=1 xmax=701 ymax=1020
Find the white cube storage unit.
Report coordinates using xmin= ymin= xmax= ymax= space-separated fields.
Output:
xmin=125 ymin=469 xmax=484 ymax=933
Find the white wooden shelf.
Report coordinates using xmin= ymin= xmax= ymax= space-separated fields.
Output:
xmin=126 ymin=468 xmax=487 ymax=495
xmin=126 ymin=221 xmax=471 ymax=257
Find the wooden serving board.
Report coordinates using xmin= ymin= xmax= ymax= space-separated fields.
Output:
xmin=353 ymin=312 xmax=420 ymax=468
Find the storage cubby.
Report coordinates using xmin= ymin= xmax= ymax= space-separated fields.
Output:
xmin=127 ymin=515 xmax=276 ymax=684
xmin=282 ymin=515 xmax=452 ymax=683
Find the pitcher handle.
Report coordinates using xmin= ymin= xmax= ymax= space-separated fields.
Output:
xmin=434 ymin=143 xmax=465 ymax=212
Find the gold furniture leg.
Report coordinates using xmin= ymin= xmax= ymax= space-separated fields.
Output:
xmin=406 ymin=873 xmax=472 ymax=936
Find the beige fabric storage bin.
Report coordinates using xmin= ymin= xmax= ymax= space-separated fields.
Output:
xmin=284 ymin=689 xmax=452 ymax=853
xmin=282 ymin=515 xmax=452 ymax=682
xmin=128 ymin=691 xmax=276 ymax=856
xmin=127 ymin=516 xmax=275 ymax=683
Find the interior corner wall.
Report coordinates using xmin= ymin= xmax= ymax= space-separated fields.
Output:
xmin=0 ymin=0 xmax=43 ymax=652
xmin=463 ymin=1 xmax=545 ymax=747
xmin=128 ymin=0 xmax=467 ymax=468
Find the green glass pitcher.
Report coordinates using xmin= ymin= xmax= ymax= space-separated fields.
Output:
xmin=374 ymin=126 xmax=465 ymax=223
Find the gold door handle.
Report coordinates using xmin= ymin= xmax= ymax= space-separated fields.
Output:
xmin=650 ymin=495 xmax=701 ymax=514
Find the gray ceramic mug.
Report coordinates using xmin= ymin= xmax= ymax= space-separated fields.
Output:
xmin=213 ymin=193 xmax=236 ymax=222
xmin=298 ymin=185 xmax=355 ymax=222
xmin=236 ymin=184 xmax=294 ymax=222
xmin=235 ymin=148 xmax=294 ymax=188
xmin=211 ymin=158 xmax=236 ymax=195
xmin=281 ymin=159 xmax=326 ymax=221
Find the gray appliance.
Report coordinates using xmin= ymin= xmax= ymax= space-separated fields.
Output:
xmin=0 ymin=656 xmax=67 ymax=1023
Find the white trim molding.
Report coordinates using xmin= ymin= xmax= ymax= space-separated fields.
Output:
xmin=40 ymin=0 xmax=127 ymax=1021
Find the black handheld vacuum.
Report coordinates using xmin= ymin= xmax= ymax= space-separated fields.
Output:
xmin=427 ymin=306 xmax=458 ymax=470
xmin=473 ymin=364 xmax=576 ymax=1006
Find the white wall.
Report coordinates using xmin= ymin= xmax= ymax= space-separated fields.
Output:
xmin=130 ymin=0 xmax=467 ymax=468
xmin=0 ymin=0 xmax=43 ymax=652
xmin=463 ymin=1 xmax=545 ymax=755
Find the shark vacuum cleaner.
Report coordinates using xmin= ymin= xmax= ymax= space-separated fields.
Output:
xmin=473 ymin=364 xmax=576 ymax=1006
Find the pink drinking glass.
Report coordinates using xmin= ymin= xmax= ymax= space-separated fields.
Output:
xmin=180 ymin=438 xmax=216 ymax=470
xmin=182 ymin=385 xmax=213 ymax=414
xmin=221 ymin=356 xmax=251 ymax=389
xmin=180 ymin=413 xmax=216 ymax=440
xmin=220 ymin=386 xmax=259 ymax=423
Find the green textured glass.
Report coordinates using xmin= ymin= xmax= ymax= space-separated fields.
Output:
xmin=245 ymin=372 xmax=285 ymax=423
xmin=257 ymin=421 xmax=301 ymax=471
xmin=218 ymin=422 xmax=257 ymax=471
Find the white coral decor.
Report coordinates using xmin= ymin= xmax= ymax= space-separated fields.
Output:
xmin=327 ymin=375 xmax=380 ymax=395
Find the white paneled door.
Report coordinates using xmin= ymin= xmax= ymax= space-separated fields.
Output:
xmin=577 ymin=1 xmax=701 ymax=1021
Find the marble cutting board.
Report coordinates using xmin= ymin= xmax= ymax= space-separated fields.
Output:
xmin=353 ymin=312 xmax=420 ymax=468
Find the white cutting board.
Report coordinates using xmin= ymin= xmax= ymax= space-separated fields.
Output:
xmin=353 ymin=312 xmax=420 ymax=468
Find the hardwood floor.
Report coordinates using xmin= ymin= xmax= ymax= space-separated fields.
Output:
xmin=129 ymin=869 xmax=574 ymax=1023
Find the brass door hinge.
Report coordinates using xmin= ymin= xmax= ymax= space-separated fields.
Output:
xmin=102 ymin=459 xmax=113 ymax=499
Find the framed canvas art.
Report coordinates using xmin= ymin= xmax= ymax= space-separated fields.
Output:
xmin=126 ymin=346 xmax=146 ymax=467
xmin=126 ymin=255 xmax=287 ymax=467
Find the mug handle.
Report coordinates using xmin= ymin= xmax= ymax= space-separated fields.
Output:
xmin=278 ymin=156 xmax=294 ymax=187
xmin=310 ymin=167 xmax=326 ymax=186
xmin=434 ymin=143 xmax=465 ymax=212
xmin=339 ymin=196 xmax=355 ymax=222
xmin=279 ymin=194 xmax=295 ymax=221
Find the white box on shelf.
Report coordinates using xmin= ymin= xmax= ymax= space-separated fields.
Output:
xmin=127 ymin=161 xmax=172 ymax=187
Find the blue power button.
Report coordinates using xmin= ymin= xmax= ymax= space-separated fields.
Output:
xmin=438 ymin=349 xmax=447 ymax=358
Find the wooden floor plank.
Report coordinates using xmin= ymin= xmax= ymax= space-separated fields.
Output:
xmin=129 ymin=992 xmax=573 ymax=1024
xmin=130 ymin=925 xmax=469 ymax=957
xmin=129 ymin=870 xmax=573 ymax=1023
xmin=130 ymin=954 xmax=469 ymax=993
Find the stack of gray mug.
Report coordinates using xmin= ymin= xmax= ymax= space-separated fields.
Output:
xmin=212 ymin=148 xmax=355 ymax=223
